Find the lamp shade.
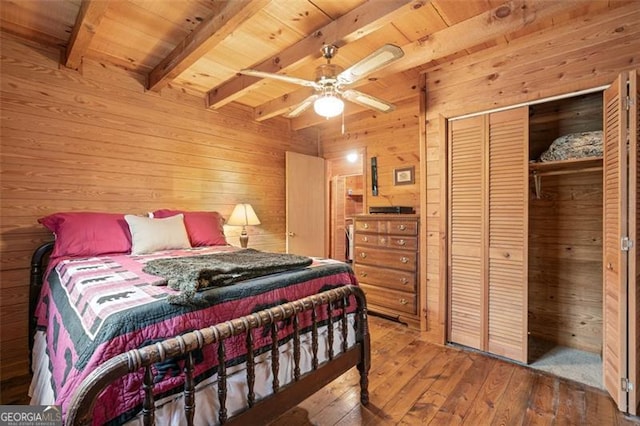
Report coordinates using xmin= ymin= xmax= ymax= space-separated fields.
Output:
xmin=226 ymin=203 xmax=261 ymax=226
xmin=313 ymin=94 xmax=344 ymax=118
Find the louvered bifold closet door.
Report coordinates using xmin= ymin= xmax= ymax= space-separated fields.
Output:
xmin=487 ymin=107 xmax=528 ymax=363
xmin=603 ymin=72 xmax=628 ymax=412
xmin=448 ymin=115 xmax=486 ymax=350
xmin=629 ymin=69 xmax=638 ymax=416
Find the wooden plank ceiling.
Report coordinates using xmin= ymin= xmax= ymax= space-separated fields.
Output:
xmin=0 ymin=0 xmax=629 ymax=130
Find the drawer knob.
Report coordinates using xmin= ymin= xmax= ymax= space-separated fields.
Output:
xmin=399 ymin=298 xmax=408 ymax=305
xmin=397 ymin=239 xmax=406 ymax=246
xmin=363 ymin=223 xmax=369 ymax=229
xmin=363 ymin=236 xmax=369 ymax=242
xmin=360 ymin=252 xmax=367 ymax=259
xmin=398 ymin=224 xmax=407 ymax=231
xmin=400 ymin=257 xmax=409 ymax=264
xmin=360 ymin=272 xmax=368 ymax=277
xmin=400 ymin=277 xmax=409 ymax=285
xmin=380 ymin=238 xmax=386 ymax=244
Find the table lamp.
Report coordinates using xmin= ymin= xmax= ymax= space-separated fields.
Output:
xmin=226 ymin=203 xmax=261 ymax=248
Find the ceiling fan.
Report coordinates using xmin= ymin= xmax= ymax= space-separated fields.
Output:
xmin=239 ymin=44 xmax=404 ymax=119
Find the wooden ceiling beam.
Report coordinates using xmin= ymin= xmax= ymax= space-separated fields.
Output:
xmin=65 ymin=0 xmax=110 ymax=70
xmin=147 ymin=0 xmax=270 ymax=92
xmin=206 ymin=0 xmax=419 ymax=110
xmin=254 ymin=0 xmax=582 ymax=125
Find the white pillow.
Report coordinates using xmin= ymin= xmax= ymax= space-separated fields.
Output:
xmin=125 ymin=214 xmax=191 ymax=255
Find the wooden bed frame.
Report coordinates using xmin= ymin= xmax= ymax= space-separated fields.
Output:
xmin=29 ymin=241 xmax=370 ymax=425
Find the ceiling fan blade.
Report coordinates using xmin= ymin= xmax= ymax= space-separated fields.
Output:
xmin=337 ymin=44 xmax=404 ymax=86
xmin=284 ymin=94 xmax=319 ymax=118
xmin=342 ymin=89 xmax=396 ymax=113
xmin=239 ymin=69 xmax=318 ymax=88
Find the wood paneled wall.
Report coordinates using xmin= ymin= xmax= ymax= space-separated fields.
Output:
xmin=320 ymin=99 xmax=421 ymax=212
xmin=320 ymin=3 xmax=640 ymax=342
xmin=528 ymin=171 xmax=603 ymax=354
xmin=0 ymin=32 xmax=317 ymax=402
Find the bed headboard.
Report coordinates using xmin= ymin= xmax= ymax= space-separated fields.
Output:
xmin=29 ymin=241 xmax=54 ymax=370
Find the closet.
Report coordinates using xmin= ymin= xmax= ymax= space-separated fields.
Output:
xmin=528 ymin=93 xmax=603 ymax=363
xmin=447 ymin=70 xmax=638 ymax=414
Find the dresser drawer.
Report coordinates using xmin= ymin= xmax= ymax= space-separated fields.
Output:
xmin=360 ymin=283 xmax=417 ymax=315
xmin=355 ymin=234 xmax=417 ymax=250
xmin=354 ymin=246 xmax=416 ymax=271
xmin=355 ymin=219 xmax=385 ymax=233
xmin=379 ymin=235 xmax=418 ymax=250
xmin=354 ymin=233 xmax=379 ymax=246
xmin=384 ymin=220 xmax=418 ymax=236
xmin=355 ymin=219 xmax=418 ymax=236
xmin=354 ymin=264 xmax=416 ymax=292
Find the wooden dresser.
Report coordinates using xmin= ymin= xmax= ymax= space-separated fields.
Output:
xmin=353 ymin=214 xmax=420 ymax=328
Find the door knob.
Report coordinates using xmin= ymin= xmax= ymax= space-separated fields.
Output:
xmin=288 ymin=232 xmax=296 ymax=237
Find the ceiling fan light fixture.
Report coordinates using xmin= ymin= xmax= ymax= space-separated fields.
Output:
xmin=313 ymin=94 xmax=344 ymax=118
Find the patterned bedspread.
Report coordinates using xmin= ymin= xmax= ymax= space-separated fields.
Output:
xmin=34 ymin=246 xmax=357 ymax=425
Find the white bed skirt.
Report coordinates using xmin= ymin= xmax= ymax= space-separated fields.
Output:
xmin=30 ymin=315 xmax=357 ymax=425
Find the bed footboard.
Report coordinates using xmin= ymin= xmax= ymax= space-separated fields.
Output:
xmin=65 ymin=285 xmax=370 ymax=425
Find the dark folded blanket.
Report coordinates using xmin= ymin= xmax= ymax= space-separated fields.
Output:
xmin=143 ymin=249 xmax=313 ymax=305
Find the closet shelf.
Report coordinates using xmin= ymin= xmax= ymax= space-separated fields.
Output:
xmin=529 ymin=157 xmax=602 ymax=199
xmin=529 ymin=157 xmax=603 ymax=176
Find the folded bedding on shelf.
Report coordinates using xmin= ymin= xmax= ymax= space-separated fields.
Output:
xmin=538 ymin=130 xmax=603 ymax=162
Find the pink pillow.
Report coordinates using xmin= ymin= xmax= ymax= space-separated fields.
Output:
xmin=152 ymin=210 xmax=227 ymax=247
xmin=38 ymin=212 xmax=132 ymax=258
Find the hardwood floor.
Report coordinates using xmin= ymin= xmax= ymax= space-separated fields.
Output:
xmin=271 ymin=315 xmax=640 ymax=426
xmin=6 ymin=315 xmax=640 ymax=424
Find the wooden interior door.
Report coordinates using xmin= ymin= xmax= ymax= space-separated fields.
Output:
xmin=448 ymin=115 xmax=486 ymax=350
xmin=487 ymin=107 xmax=528 ymax=363
xmin=286 ymin=152 xmax=326 ymax=257
xmin=603 ymin=71 xmax=630 ymax=412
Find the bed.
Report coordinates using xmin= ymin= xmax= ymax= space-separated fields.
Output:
xmin=28 ymin=211 xmax=370 ymax=425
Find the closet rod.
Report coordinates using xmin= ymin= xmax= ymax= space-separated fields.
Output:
xmin=530 ymin=166 xmax=603 ymax=199
xmin=529 ymin=166 xmax=603 ymax=178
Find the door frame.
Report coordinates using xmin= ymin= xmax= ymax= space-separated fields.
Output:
xmin=326 ymin=148 xmax=367 ymax=260
xmin=441 ymin=72 xmax=638 ymax=414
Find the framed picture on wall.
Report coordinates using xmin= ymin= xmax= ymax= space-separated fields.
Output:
xmin=394 ymin=166 xmax=415 ymax=185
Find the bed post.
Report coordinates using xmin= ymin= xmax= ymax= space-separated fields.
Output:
xmin=352 ymin=286 xmax=370 ymax=405
xmin=29 ymin=241 xmax=54 ymax=371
